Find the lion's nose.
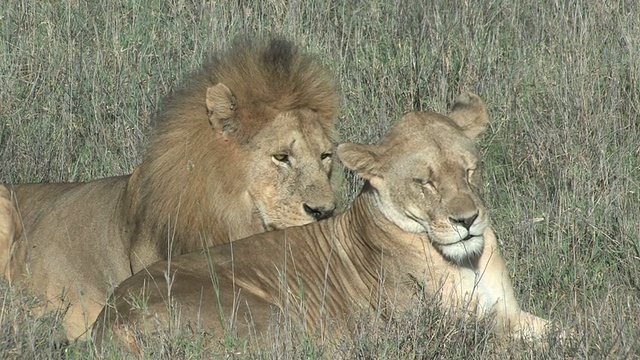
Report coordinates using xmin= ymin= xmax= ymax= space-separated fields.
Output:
xmin=303 ymin=203 xmax=335 ymax=221
xmin=449 ymin=212 xmax=479 ymax=230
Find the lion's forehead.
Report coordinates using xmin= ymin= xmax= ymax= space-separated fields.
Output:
xmin=252 ymin=111 xmax=334 ymax=154
xmin=421 ymin=133 xmax=477 ymax=158
xmin=396 ymin=146 xmax=478 ymax=176
xmin=389 ymin=139 xmax=484 ymax=211
xmin=385 ymin=123 xmax=476 ymax=159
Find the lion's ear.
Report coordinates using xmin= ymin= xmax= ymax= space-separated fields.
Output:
xmin=206 ymin=83 xmax=238 ymax=137
xmin=337 ymin=143 xmax=383 ymax=186
xmin=448 ymin=92 xmax=489 ymax=140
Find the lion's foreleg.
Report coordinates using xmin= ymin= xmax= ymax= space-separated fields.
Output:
xmin=474 ymin=227 xmax=549 ymax=339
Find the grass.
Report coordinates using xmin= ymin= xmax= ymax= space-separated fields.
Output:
xmin=1 ymin=0 xmax=639 ymax=358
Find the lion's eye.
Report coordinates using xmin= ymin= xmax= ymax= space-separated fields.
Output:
xmin=321 ymin=152 xmax=332 ymax=160
xmin=273 ymin=154 xmax=290 ymax=164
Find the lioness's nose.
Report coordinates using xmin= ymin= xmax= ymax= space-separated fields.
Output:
xmin=449 ymin=212 xmax=478 ymax=230
xmin=303 ymin=203 xmax=335 ymax=221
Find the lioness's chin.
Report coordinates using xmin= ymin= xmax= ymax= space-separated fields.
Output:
xmin=437 ymin=236 xmax=484 ymax=263
xmin=263 ymin=216 xmax=316 ymax=232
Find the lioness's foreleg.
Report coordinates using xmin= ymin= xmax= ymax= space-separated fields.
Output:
xmin=475 ymin=227 xmax=549 ymax=339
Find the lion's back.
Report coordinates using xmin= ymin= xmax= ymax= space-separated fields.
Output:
xmin=5 ymin=176 xmax=133 ymax=289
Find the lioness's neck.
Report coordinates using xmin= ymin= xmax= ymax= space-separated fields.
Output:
xmin=337 ymin=187 xmax=410 ymax=249
xmin=327 ymin=188 xmax=413 ymax=304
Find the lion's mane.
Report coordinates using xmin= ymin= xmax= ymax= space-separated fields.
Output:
xmin=126 ymin=38 xmax=341 ymax=255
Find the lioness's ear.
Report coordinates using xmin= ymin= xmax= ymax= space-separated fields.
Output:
xmin=206 ymin=83 xmax=238 ymax=137
xmin=337 ymin=143 xmax=382 ymax=184
xmin=448 ymin=92 xmax=489 ymax=140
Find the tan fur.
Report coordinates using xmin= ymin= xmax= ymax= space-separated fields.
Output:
xmin=1 ymin=38 xmax=341 ymax=340
xmin=92 ymin=93 xmax=550 ymax=353
xmin=0 ymin=185 xmax=21 ymax=280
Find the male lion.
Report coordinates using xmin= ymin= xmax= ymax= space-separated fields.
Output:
xmin=92 ymin=92 xmax=550 ymax=354
xmin=1 ymin=38 xmax=340 ymax=340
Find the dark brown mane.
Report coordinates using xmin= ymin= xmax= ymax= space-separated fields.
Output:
xmin=152 ymin=37 xmax=340 ymax=143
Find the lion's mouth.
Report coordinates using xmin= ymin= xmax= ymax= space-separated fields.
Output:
xmin=404 ymin=212 xmax=481 ymax=245
xmin=438 ymin=233 xmax=481 ymax=247
xmin=455 ymin=233 xmax=481 ymax=243
xmin=461 ymin=234 xmax=476 ymax=242
xmin=436 ymin=234 xmax=485 ymax=264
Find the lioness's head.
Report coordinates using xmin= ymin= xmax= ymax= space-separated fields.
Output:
xmin=207 ymin=83 xmax=336 ymax=229
xmin=338 ymin=93 xmax=490 ymax=263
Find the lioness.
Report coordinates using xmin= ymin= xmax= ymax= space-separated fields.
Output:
xmin=1 ymin=38 xmax=340 ymax=340
xmin=0 ymin=186 xmax=20 ymax=273
xmin=92 ymin=93 xmax=549 ymax=353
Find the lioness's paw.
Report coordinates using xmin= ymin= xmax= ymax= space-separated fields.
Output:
xmin=512 ymin=312 xmax=576 ymax=349
xmin=508 ymin=311 xmax=550 ymax=341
